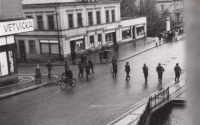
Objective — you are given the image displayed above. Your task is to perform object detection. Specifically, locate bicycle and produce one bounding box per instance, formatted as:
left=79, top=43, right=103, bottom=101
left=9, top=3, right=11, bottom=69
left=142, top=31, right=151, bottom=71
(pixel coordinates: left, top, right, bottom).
left=59, top=77, right=76, bottom=90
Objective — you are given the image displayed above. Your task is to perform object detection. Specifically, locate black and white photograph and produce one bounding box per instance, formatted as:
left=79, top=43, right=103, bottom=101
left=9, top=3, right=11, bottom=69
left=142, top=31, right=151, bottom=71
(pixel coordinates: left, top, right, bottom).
left=1, top=0, right=199, bottom=124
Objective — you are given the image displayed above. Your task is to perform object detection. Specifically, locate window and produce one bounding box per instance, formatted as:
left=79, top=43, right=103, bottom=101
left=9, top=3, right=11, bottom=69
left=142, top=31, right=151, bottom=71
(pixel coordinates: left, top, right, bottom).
left=136, top=26, right=144, bottom=36
left=29, top=41, right=36, bottom=54
left=68, top=14, right=73, bottom=28
left=0, top=52, right=9, bottom=76
left=106, top=33, right=113, bottom=42
left=48, top=15, right=54, bottom=30
left=106, top=10, right=109, bottom=23
left=77, top=13, right=83, bottom=27
left=122, top=30, right=131, bottom=40
left=97, top=34, right=102, bottom=46
left=37, top=16, right=43, bottom=30
left=90, top=36, right=94, bottom=47
left=96, top=11, right=101, bottom=24
left=88, top=12, right=93, bottom=25
left=111, top=10, right=115, bottom=22
left=40, top=40, right=59, bottom=54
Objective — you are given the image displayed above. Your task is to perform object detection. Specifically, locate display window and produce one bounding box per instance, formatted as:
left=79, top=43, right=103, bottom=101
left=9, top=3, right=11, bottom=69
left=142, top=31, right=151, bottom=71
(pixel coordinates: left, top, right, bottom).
left=106, top=33, right=113, bottom=43
left=136, top=26, right=144, bottom=36
left=74, top=39, right=85, bottom=51
left=0, top=52, right=9, bottom=76
left=122, top=30, right=131, bottom=40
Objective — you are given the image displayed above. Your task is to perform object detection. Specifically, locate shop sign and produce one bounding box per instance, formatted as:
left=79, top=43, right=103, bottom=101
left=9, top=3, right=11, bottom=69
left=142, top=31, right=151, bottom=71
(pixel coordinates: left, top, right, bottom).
left=70, top=36, right=84, bottom=41
left=0, top=19, right=34, bottom=36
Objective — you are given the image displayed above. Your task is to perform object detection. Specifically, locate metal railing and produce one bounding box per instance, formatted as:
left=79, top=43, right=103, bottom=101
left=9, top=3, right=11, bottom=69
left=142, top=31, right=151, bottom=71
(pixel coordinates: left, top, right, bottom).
left=137, top=87, right=170, bottom=125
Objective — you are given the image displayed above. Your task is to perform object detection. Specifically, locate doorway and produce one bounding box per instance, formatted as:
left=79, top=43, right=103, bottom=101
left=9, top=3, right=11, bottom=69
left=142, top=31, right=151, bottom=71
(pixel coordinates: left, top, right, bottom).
left=19, top=41, right=26, bottom=62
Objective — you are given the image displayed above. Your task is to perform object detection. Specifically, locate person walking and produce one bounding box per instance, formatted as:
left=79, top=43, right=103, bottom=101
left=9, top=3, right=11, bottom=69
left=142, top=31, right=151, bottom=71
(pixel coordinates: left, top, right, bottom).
left=64, top=60, right=68, bottom=70
left=115, top=43, right=119, bottom=52
left=143, top=63, right=148, bottom=82
left=71, top=51, right=76, bottom=64
left=88, top=58, right=94, bottom=73
left=125, top=62, right=130, bottom=80
left=35, top=64, right=41, bottom=83
left=174, top=63, right=181, bottom=83
left=113, top=62, right=118, bottom=77
left=111, top=56, right=117, bottom=66
left=78, top=61, right=84, bottom=77
left=156, top=63, right=165, bottom=83
left=46, top=60, right=52, bottom=78
left=83, top=54, right=87, bottom=64
left=99, top=50, right=103, bottom=63
left=85, top=63, right=90, bottom=79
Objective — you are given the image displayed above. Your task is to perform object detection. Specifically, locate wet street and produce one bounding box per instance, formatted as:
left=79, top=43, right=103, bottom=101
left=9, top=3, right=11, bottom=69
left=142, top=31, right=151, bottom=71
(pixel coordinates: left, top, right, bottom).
left=0, top=39, right=185, bottom=125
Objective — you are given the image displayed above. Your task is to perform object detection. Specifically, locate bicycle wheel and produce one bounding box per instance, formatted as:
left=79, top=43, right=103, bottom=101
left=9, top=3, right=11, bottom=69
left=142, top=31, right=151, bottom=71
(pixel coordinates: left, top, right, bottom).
left=60, top=81, right=67, bottom=90
left=110, top=66, right=113, bottom=73
left=70, top=79, right=76, bottom=88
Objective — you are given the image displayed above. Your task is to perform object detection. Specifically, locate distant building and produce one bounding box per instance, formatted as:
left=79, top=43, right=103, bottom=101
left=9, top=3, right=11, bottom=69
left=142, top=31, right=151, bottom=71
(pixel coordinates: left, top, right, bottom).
left=16, top=0, right=147, bottom=61
left=0, top=0, right=34, bottom=84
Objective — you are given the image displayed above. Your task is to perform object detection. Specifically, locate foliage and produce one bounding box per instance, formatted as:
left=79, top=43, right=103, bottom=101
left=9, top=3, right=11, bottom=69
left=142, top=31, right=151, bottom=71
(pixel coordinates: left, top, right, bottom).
left=120, top=0, right=140, bottom=17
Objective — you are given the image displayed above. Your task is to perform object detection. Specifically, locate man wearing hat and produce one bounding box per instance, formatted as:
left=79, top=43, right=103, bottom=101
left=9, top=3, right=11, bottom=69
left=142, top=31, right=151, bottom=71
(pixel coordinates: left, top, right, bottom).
left=156, top=63, right=165, bottom=83
left=174, top=63, right=181, bottom=82
left=143, top=63, right=148, bottom=82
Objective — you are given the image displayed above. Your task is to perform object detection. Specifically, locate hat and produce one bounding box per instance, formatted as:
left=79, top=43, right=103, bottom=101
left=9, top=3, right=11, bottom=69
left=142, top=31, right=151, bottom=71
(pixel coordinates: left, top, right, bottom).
left=176, top=63, right=179, bottom=65
left=158, top=63, right=161, bottom=65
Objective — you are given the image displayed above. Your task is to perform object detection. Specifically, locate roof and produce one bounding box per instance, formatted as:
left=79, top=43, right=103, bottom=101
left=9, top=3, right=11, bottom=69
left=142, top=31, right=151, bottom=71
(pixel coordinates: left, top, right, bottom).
left=22, top=0, right=121, bottom=5
left=22, top=0, right=81, bottom=5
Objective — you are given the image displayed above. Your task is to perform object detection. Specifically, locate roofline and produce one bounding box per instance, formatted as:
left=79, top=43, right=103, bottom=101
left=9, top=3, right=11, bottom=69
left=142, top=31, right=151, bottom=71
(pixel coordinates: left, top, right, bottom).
left=22, top=0, right=121, bottom=8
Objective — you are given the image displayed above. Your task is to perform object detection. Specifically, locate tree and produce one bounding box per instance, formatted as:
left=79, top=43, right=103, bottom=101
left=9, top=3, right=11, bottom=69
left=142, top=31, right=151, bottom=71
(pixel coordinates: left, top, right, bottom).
left=120, top=0, right=139, bottom=17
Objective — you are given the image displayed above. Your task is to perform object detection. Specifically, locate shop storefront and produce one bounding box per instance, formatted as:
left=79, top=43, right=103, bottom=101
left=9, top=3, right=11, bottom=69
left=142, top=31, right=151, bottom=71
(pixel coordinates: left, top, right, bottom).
left=122, top=27, right=131, bottom=40
left=0, top=18, right=34, bottom=84
left=136, top=25, right=145, bottom=36
left=105, top=30, right=116, bottom=45
left=70, top=36, right=85, bottom=54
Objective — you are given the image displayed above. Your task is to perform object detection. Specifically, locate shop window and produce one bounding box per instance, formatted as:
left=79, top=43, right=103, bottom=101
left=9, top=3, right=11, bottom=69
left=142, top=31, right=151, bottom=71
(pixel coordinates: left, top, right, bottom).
left=0, top=52, right=9, bottom=76
left=37, top=16, right=43, bottom=30
left=88, top=12, right=93, bottom=26
left=98, top=34, right=102, bottom=46
left=106, top=33, right=113, bottom=42
left=111, top=10, right=115, bottom=22
left=48, top=15, right=54, bottom=30
left=8, top=51, right=14, bottom=74
left=29, top=41, right=36, bottom=54
left=136, top=26, right=144, bottom=36
left=77, top=13, right=83, bottom=27
left=68, top=14, right=73, bottom=28
left=122, top=30, right=131, bottom=40
left=40, top=40, right=59, bottom=54
left=74, top=40, right=85, bottom=51
left=96, top=11, right=101, bottom=24
left=106, top=10, right=109, bottom=23
left=90, top=36, right=95, bottom=47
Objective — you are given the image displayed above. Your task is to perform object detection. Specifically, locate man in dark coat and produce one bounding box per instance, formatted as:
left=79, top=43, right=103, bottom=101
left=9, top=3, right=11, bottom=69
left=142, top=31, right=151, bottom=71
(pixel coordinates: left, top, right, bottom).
left=174, top=63, right=181, bottom=83
left=99, top=50, right=103, bottom=63
left=125, top=62, right=130, bottom=80
left=143, top=63, right=148, bottom=82
left=78, top=61, right=84, bottom=77
left=113, top=63, right=118, bottom=77
left=156, top=63, right=165, bottom=83
left=111, top=56, right=117, bottom=66
left=46, top=60, right=52, bottom=78
left=64, top=60, right=68, bottom=72
left=115, top=43, right=119, bottom=52
left=88, top=58, right=94, bottom=73
left=71, top=51, right=76, bottom=64
left=85, top=63, right=90, bottom=79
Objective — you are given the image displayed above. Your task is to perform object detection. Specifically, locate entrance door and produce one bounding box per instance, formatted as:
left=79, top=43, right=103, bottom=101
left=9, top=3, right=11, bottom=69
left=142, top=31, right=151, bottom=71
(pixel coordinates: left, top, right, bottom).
left=112, top=32, right=116, bottom=44
left=19, top=41, right=26, bottom=62
left=70, top=41, right=75, bottom=54
left=132, top=27, right=135, bottom=39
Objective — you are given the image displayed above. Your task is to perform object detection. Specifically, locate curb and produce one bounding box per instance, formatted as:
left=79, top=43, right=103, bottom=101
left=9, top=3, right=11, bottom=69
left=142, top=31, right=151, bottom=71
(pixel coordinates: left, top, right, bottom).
left=0, top=74, right=58, bottom=99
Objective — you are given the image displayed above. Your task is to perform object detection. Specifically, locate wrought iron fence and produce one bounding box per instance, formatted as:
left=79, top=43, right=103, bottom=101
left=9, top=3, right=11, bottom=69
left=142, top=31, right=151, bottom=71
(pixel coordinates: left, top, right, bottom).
left=137, top=87, right=170, bottom=125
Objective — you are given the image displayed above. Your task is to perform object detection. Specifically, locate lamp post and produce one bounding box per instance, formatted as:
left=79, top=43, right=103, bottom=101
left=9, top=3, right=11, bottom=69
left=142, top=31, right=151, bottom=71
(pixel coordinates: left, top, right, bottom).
left=52, top=7, right=62, bottom=60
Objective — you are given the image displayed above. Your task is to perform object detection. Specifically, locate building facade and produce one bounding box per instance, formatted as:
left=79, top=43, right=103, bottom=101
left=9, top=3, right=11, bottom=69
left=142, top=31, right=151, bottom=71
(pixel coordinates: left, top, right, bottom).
left=0, top=0, right=34, bottom=84
left=16, top=0, right=147, bottom=61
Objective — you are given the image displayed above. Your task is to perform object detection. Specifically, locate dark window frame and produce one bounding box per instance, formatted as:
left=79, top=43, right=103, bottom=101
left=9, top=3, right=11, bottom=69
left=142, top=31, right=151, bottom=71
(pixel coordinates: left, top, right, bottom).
left=97, top=34, right=102, bottom=45
left=96, top=11, right=101, bottom=24
left=77, top=13, right=83, bottom=27
left=111, top=10, right=115, bottom=22
left=88, top=12, right=93, bottom=26
left=89, top=35, right=95, bottom=47
left=48, top=15, right=55, bottom=30
left=37, top=15, right=43, bottom=30
left=106, top=10, right=109, bottom=23
left=29, top=41, right=36, bottom=54
left=68, top=14, right=73, bottom=28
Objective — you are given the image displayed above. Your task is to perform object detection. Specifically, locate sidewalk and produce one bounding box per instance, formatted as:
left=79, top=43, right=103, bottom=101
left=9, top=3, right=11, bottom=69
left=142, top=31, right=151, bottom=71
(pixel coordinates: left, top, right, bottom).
left=17, top=37, right=159, bottom=67
left=0, top=74, right=55, bottom=99
left=107, top=78, right=186, bottom=125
